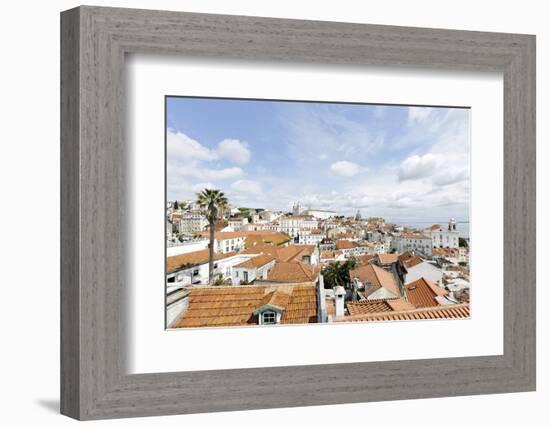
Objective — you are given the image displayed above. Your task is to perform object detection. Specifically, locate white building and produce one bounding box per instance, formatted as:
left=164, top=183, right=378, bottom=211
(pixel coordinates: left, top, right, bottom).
left=259, top=210, right=280, bottom=222
left=392, top=233, right=433, bottom=256
left=424, top=219, right=460, bottom=249
left=212, top=232, right=247, bottom=254
left=167, top=238, right=209, bottom=256
left=402, top=260, right=444, bottom=285
left=367, top=230, right=393, bottom=253
left=459, top=247, right=469, bottom=263
left=166, top=250, right=249, bottom=287
left=227, top=216, right=249, bottom=231
left=298, top=229, right=325, bottom=245
left=175, top=210, right=209, bottom=234
left=232, top=254, right=277, bottom=284
left=305, top=209, right=337, bottom=220
left=279, top=215, right=318, bottom=237
left=166, top=219, right=174, bottom=240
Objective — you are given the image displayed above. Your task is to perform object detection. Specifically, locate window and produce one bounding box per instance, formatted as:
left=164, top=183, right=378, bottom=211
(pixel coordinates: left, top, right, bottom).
left=244, top=271, right=249, bottom=282
left=262, top=311, right=276, bottom=325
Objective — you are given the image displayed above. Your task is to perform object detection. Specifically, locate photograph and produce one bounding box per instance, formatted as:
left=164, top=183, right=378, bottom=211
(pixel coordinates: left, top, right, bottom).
left=165, top=97, right=471, bottom=328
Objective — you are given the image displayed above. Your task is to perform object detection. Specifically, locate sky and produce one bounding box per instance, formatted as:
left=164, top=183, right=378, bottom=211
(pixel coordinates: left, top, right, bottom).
left=166, top=97, right=470, bottom=223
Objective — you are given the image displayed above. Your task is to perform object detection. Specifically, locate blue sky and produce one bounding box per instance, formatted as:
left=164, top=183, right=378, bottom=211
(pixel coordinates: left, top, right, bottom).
left=166, top=97, right=470, bottom=222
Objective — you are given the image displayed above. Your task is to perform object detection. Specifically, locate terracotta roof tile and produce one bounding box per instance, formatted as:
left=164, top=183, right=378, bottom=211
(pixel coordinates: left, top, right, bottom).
left=234, top=254, right=276, bottom=269
left=243, top=244, right=315, bottom=263
left=398, top=251, right=414, bottom=262
left=173, top=284, right=317, bottom=328
left=335, top=239, right=356, bottom=250
left=347, top=300, right=393, bottom=315
left=376, top=253, right=399, bottom=264
left=320, top=250, right=336, bottom=259
left=405, top=277, right=448, bottom=308
left=386, top=299, right=417, bottom=311
left=356, top=254, right=375, bottom=265
left=334, top=303, right=470, bottom=322
left=267, top=261, right=320, bottom=283
left=401, top=255, right=424, bottom=270
left=433, top=247, right=459, bottom=257
left=196, top=230, right=291, bottom=246
left=167, top=250, right=236, bottom=274
left=350, top=264, right=401, bottom=298
left=426, top=224, right=442, bottom=231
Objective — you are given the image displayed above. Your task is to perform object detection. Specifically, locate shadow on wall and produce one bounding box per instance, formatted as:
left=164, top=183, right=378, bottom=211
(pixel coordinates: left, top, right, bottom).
left=35, top=399, right=59, bottom=414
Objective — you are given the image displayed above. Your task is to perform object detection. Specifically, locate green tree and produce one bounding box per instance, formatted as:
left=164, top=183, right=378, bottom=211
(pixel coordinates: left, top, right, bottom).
left=196, top=189, right=228, bottom=285
left=173, top=200, right=179, bottom=210
left=459, top=237, right=469, bottom=247
left=212, top=275, right=229, bottom=286
left=322, top=257, right=357, bottom=290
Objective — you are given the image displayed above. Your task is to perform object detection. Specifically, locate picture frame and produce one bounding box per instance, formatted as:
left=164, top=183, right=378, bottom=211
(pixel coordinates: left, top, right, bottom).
left=60, top=5, right=536, bottom=420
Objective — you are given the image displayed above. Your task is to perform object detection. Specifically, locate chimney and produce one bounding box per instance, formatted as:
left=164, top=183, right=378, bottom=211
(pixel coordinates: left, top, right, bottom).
left=334, top=286, right=346, bottom=317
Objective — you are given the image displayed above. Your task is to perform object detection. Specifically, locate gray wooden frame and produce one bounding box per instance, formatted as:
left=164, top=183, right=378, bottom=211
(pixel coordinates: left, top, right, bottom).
left=60, top=5, right=536, bottom=421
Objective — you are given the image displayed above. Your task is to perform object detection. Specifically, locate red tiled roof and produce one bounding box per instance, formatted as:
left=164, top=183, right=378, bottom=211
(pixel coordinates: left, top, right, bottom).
left=196, top=230, right=291, bottom=246
left=347, top=300, right=393, bottom=315
left=350, top=264, right=400, bottom=298
left=234, top=254, right=276, bottom=269
left=432, top=247, right=459, bottom=257
left=356, top=254, right=375, bottom=265
left=335, top=233, right=354, bottom=239
left=398, top=251, right=414, bottom=262
left=173, top=284, right=317, bottom=328
left=405, top=277, right=448, bottom=308
left=167, top=250, right=236, bottom=274
left=376, top=253, right=399, bottom=264
left=426, top=224, right=442, bottom=231
left=267, top=261, right=321, bottom=283
left=387, top=299, right=417, bottom=311
left=401, top=255, right=423, bottom=270
left=334, top=303, right=470, bottom=322
left=243, top=244, right=315, bottom=263
left=320, top=250, right=336, bottom=259
left=346, top=298, right=417, bottom=316
left=336, top=239, right=355, bottom=250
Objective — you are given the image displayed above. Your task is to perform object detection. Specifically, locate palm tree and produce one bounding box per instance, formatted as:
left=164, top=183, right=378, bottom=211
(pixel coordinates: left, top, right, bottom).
left=196, top=188, right=228, bottom=285
left=322, top=263, right=345, bottom=289
left=321, top=257, right=357, bottom=290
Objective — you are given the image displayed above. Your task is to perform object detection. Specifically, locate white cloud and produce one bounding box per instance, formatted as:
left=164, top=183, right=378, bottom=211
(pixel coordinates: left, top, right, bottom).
left=216, top=139, right=251, bottom=165
left=168, top=130, right=251, bottom=165
left=407, top=107, right=433, bottom=125
left=178, top=165, right=244, bottom=182
left=319, top=153, right=328, bottom=160
left=167, top=130, right=250, bottom=201
left=398, top=153, right=439, bottom=181
left=432, top=168, right=469, bottom=186
left=191, top=182, right=215, bottom=192
left=330, top=160, right=365, bottom=177
left=167, top=130, right=216, bottom=162
left=231, top=179, right=262, bottom=195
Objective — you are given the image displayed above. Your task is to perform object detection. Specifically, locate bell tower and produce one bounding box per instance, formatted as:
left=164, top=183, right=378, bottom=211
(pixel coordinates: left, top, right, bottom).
left=448, top=218, right=457, bottom=231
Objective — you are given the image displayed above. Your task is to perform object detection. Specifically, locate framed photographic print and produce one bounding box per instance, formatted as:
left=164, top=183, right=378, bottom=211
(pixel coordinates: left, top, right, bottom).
left=61, top=6, right=536, bottom=420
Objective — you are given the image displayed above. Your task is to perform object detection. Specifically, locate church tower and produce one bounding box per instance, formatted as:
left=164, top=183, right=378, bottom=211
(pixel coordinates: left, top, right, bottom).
left=448, top=218, right=457, bottom=231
